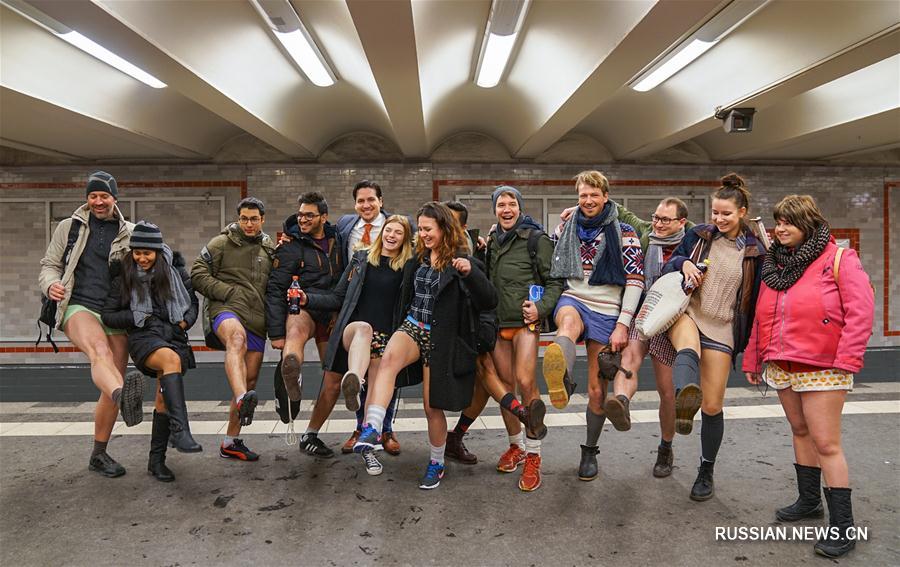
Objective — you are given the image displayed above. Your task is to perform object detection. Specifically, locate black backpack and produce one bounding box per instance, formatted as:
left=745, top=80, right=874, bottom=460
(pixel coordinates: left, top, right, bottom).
left=36, top=219, right=82, bottom=352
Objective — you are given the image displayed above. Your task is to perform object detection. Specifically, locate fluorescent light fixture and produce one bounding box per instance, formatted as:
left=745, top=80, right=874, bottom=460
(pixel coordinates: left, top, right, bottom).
left=1, top=0, right=166, bottom=88
left=630, top=0, right=771, bottom=92
left=249, top=0, right=336, bottom=87
left=475, top=0, right=531, bottom=88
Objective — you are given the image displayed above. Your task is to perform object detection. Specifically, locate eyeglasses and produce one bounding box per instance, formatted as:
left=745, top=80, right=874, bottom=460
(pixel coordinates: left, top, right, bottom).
left=651, top=215, right=681, bottom=225
left=297, top=212, right=322, bottom=221
left=239, top=216, right=262, bottom=224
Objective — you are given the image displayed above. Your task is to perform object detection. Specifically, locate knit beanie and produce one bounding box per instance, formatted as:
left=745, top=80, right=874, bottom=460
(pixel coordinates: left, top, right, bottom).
left=492, top=185, right=524, bottom=211
left=130, top=221, right=164, bottom=251
left=86, top=171, right=118, bottom=199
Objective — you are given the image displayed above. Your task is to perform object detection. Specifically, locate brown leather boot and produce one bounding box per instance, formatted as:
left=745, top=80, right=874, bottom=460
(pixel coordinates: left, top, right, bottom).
left=342, top=429, right=360, bottom=454
left=445, top=430, right=477, bottom=464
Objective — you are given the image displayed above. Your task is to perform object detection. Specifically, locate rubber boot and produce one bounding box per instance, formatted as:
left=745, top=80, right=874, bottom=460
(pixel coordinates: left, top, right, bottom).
left=148, top=410, right=175, bottom=482
left=578, top=444, right=599, bottom=481
left=814, top=487, right=856, bottom=558
left=159, top=373, right=202, bottom=453
left=776, top=464, right=824, bottom=522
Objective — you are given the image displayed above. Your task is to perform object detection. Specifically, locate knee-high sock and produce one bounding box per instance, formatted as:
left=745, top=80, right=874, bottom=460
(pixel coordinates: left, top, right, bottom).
left=555, top=336, right=577, bottom=378
left=700, top=411, right=724, bottom=463
left=672, top=348, right=700, bottom=392
left=586, top=408, right=607, bottom=446
left=383, top=389, right=399, bottom=433
left=355, top=384, right=368, bottom=429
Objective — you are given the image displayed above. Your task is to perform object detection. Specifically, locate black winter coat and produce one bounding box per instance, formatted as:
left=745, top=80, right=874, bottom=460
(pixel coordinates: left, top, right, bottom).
left=305, top=250, right=422, bottom=387
left=102, top=252, right=199, bottom=377
left=266, top=214, right=344, bottom=339
left=402, top=255, right=498, bottom=412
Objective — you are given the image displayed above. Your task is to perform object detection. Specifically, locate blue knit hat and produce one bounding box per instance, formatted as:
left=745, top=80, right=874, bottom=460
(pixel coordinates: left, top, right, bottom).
left=492, top=185, right=524, bottom=210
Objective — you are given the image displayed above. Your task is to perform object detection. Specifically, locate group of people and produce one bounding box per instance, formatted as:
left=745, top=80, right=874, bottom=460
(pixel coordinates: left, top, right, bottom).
left=39, top=169, right=874, bottom=558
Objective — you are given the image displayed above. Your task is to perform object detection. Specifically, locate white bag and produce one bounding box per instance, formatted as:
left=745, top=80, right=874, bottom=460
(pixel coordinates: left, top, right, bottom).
left=635, top=272, right=690, bottom=338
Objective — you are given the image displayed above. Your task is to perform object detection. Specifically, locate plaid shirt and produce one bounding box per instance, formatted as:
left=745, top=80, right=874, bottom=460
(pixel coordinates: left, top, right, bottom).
left=409, top=260, right=440, bottom=325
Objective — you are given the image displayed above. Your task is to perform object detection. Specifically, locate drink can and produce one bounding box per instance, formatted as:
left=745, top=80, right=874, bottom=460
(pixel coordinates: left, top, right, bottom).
left=528, top=284, right=544, bottom=302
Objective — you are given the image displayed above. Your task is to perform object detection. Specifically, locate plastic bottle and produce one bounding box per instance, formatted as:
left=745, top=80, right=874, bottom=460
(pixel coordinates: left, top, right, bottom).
left=682, top=259, right=710, bottom=293
left=287, top=276, right=302, bottom=315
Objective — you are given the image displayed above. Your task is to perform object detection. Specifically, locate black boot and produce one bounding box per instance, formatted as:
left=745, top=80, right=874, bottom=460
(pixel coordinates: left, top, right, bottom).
left=148, top=411, right=175, bottom=482
left=159, top=373, right=202, bottom=453
left=814, top=487, right=856, bottom=558
left=653, top=444, right=674, bottom=478
left=690, top=460, right=715, bottom=501
left=578, top=445, right=599, bottom=481
left=776, top=464, right=824, bottom=522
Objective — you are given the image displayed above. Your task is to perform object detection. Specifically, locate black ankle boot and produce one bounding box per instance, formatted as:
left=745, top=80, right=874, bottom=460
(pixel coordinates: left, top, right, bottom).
left=578, top=445, right=599, bottom=481
left=159, top=373, right=202, bottom=453
left=148, top=410, right=175, bottom=482
left=690, top=460, right=715, bottom=501
left=776, top=463, right=824, bottom=522
left=814, top=487, right=856, bottom=558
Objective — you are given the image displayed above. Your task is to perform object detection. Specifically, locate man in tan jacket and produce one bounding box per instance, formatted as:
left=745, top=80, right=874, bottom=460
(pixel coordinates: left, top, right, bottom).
left=38, top=171, right=143, bottom=478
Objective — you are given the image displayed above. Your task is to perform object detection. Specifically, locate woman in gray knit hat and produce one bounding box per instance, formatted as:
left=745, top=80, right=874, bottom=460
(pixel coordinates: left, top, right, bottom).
left=102, top=221, right=202, bottom=482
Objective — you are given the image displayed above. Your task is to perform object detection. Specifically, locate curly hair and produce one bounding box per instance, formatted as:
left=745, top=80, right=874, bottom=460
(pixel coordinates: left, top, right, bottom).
left=415, top=202, right=468, bottom=271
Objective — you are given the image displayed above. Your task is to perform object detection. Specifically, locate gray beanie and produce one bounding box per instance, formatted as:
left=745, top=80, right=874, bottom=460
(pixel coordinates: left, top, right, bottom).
left=86, top=171, right=118, bottom=199
left=130, top=221, right=164, bottom=251
left=491, top=185, right=524, bottom=210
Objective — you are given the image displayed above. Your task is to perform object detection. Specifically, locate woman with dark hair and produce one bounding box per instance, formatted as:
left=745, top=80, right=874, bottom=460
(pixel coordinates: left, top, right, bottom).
left=662, top=173, right=766, bottom=501
left=299, top=215, right=418, bottom=475
left=103, top=221, right=201, bottom=482
left=354, top=202, right=498, bottom=489
left=744, top=195, right=873, bottom=558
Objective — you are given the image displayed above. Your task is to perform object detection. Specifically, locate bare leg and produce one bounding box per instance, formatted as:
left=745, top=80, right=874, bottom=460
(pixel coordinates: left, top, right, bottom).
left=491, top=343, right=522, bottom=436
left=422, top=367, right=447, bottom=448
left=802, top=391, right=849, bottom=487
left=343, top=322, right=374, bottom=381
left=368, top=331, right=420, bottom=409
left=779, top=388, right=819, bottom=467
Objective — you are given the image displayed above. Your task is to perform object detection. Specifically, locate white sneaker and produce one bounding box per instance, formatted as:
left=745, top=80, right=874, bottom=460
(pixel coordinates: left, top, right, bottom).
left=362, top=449, right=383, bottom=476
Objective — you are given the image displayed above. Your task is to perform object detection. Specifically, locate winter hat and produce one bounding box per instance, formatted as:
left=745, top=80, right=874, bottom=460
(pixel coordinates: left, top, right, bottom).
left=492, top=185, right=524, bottom=211
left=86, top=171, right=118, bottom=199
left=130, top=221, right=164, bottom=251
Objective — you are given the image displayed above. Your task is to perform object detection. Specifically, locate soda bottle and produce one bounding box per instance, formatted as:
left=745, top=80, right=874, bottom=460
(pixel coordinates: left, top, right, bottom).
left=682, top=259, right=710, bottom=293
left=287, top=275, right=302, bottom=315
left=527, top=284, right=544, bottom=332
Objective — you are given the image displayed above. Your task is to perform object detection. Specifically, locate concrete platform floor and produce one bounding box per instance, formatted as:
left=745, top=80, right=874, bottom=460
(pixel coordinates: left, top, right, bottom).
left=1, top=385, right=899, bottom=566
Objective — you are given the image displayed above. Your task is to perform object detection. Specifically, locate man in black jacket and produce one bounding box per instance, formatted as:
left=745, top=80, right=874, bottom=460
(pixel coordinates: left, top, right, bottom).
left=266, top=192, right=344, bottom=457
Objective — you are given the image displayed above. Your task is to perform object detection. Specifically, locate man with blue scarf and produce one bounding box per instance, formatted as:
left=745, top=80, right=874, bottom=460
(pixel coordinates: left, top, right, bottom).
left=543, top=170, right=645, bottom=481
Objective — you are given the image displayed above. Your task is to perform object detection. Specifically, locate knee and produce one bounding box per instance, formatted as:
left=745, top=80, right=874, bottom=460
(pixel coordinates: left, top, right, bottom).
left=812, top=435, right=842, bottom=458
left=658, top=388, right=675, bottom=405
left=245, top=376, right=258, bottom=391
left=587, top=383, right=605, bottom=404
left=325, top=374, right=341, bottom=395
left=556, top=315, right=579, bottom=335
left=226, top=333, right=247, bottom=352
left=701, top=402, right=723, bottom=415
left=788, top=419, right=810, bottom=438
left=87, top=339, right=113, bottom=362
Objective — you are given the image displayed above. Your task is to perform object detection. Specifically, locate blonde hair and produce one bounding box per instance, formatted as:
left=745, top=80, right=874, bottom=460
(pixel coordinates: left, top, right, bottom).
left=574, top=170, right=610, bottom=195
left=772, top=194, right=828, bottom=239
left=367, top=215, right=414, bottom=271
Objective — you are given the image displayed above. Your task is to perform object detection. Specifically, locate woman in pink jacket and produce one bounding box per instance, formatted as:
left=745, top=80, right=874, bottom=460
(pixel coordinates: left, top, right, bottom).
left=744, top=195, right=873, bottom=559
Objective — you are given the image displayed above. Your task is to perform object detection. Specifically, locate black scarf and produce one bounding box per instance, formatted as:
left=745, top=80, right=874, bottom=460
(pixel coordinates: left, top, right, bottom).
left=583, top=203, right=626, bottom=286
left=761, top=223, right=830, bottom=291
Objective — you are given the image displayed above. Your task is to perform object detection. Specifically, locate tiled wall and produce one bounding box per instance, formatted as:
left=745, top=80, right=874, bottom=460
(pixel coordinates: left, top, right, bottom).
left=1, top=162, right=896, bottom=363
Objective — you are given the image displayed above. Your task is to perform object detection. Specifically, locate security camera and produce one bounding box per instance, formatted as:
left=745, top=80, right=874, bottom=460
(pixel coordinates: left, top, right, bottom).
left=715, top=107, right=756, bottom=133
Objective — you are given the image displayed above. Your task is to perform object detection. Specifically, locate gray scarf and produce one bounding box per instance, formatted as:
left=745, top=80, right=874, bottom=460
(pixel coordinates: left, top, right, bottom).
left=131, top=245, right=192, bottom=328
left=645, top=228, right=686, bottom=289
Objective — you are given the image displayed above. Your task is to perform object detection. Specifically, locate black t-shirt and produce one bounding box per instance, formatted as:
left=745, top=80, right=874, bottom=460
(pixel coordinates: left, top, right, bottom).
left=70, top=214, right=117, bottom=311
left=351, top=255, right=403, bottom=334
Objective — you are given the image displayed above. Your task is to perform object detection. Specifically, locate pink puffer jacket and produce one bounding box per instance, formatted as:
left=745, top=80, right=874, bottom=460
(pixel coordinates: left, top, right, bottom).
left=743, top=240, right=874, bottom=374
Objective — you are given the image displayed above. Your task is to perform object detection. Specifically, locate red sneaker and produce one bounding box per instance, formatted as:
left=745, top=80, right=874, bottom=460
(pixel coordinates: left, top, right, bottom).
left=496, top=444, right=526, bottom=473
left=518, top=453, right=542, bottom=492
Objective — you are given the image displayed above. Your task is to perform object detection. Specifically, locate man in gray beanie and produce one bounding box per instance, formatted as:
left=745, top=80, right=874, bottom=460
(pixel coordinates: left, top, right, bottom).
left=39, top=171, right=142, bottom=478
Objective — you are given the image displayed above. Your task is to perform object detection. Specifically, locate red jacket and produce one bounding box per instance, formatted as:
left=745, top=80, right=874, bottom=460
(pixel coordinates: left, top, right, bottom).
left=743, top=240, right=874, bottom=374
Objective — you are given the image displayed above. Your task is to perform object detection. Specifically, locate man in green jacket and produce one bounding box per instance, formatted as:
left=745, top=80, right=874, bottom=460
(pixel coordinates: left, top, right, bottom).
left=192, top=197, right=275, bottom=462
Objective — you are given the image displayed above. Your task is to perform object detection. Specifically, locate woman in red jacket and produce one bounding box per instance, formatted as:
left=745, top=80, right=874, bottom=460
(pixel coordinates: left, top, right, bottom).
left=744, top=195, right=874, bottom=559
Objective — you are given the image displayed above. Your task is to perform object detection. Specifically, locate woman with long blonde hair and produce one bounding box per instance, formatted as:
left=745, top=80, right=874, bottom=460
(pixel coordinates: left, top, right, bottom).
left=355, top=202, right=498, bottom=489
left=301, top=215, right=416, bottom=475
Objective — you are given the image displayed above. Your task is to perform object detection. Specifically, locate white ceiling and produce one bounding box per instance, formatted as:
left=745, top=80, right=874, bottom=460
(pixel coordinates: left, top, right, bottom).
left=1, top=0, right=898, bottom=165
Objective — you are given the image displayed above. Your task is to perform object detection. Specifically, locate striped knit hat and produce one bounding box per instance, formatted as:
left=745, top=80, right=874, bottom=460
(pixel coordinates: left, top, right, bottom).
left=130, top=221, right=164, bottom=250
left=86, top=171, right=118, bottom=199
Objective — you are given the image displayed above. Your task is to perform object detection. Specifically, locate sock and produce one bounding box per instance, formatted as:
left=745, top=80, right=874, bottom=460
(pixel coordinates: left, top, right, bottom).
left=660, top=438, right=673, bottom=450
left=234, top=391, right=247, bottom=404
left=355, top=384, right=368, bottom=429
left=223, top=435, right=235, bottom=448
left=455, top=413, right=476, bottom=434
left=365, top=404, right=387, bottom=433
left=586, top=408, right=606, bottom=446
left=555, top=336, right=577, bottom=377
left=111, top=388, right=122, bottom=405
left=524, top=435, right=541, bottom=456
left=304, top=427, right=319, bottom=437
left=430, top=443, right=446, bottom=465
left=509, top=431, right=525, bottom=450
left=673, top=349, right=700, bottom=392
left=700, top=411, right=724, bottom=463
left=92, top=439, right=108, bottom=457
left=500, top=393, right=523, bottom=413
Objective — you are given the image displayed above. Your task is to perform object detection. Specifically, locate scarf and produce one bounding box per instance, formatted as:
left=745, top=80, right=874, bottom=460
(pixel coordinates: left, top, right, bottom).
left=550, top=201, right=625, bottom=286
left=645, top=227, right=686, bottom=289
left=131, top=245, right=193, bottom=328
left=495, top=214, right=543, bottom=247
left=761, top=223, right=831, bottom=291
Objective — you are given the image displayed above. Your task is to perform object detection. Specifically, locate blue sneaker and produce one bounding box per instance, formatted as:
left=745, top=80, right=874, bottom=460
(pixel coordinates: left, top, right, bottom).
left=419, top=460, right=445, bottom=490
left=353, top=424, right=380, bottom=454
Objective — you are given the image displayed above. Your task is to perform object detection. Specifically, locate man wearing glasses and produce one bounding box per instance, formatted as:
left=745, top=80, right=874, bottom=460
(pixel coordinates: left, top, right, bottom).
left=266, top=192, right=345, bottom=457
left=192, top=197, right=276, bottom=461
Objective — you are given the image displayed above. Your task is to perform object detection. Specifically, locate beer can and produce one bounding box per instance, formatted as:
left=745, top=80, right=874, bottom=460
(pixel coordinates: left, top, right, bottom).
left=528, top=284, right=544, bottom=302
